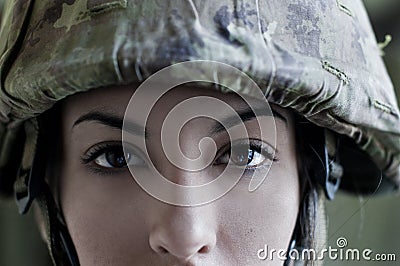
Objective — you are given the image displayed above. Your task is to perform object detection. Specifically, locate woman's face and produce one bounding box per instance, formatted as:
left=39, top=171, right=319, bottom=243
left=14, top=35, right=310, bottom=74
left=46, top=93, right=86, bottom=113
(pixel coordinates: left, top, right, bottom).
left=57, top=85, right=300, bottom=266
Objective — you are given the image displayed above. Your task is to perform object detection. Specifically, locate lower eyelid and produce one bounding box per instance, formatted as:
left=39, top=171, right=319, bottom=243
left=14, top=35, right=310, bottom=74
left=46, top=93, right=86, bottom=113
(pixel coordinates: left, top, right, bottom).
left=85, top=163, right=130, bottom=176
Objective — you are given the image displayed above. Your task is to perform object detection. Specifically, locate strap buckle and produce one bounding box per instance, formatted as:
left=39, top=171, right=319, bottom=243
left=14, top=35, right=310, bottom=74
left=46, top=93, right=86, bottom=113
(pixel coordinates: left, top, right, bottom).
left=298, top=120, right=343, bottom=200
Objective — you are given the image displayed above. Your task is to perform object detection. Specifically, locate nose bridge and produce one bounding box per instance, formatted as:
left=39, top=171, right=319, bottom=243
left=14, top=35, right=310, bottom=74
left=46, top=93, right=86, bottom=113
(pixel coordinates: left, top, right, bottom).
left=159, top=114, right=217, bottom=175
left=162, top=165, right=212, bottom=189
left=149, top=203, right=217, bottom=261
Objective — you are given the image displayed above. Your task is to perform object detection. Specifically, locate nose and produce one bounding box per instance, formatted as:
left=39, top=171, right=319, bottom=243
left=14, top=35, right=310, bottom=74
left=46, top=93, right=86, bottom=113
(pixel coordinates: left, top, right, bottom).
left=149, top=205, right=217, bottom=263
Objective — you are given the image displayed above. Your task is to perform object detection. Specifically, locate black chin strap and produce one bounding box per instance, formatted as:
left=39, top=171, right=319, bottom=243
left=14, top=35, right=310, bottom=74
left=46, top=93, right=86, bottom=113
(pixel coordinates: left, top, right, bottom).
left=296, top=119, right=343, bottom=200
left=32, top=184, right=80, bottom=266
left=283, top=216, right=301, bottom=266
left=14, top=119, right=80, bottom=266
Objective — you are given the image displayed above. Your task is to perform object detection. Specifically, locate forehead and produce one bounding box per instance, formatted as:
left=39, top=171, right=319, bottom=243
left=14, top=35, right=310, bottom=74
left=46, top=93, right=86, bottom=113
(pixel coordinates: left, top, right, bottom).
left=61, top=84, right=294, bottom=134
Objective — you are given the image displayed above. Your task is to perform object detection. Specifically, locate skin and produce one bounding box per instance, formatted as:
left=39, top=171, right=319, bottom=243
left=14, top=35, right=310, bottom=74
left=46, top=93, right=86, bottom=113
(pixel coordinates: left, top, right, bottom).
left=55, top=85, right=300, bottom=266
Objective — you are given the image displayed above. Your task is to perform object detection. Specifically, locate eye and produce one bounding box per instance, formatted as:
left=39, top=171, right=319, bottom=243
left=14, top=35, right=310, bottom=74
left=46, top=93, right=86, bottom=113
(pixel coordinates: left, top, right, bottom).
left=214, top=140, right=277, bottom=168
left=82, top=142, right=145, bottom=169
left=94, top=147, right=130, bottom=168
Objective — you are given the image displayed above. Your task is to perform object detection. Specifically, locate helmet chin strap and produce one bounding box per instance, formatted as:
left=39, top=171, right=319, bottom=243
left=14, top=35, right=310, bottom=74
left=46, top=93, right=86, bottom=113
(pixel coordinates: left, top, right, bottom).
left=283, top=187, right=328, bottom=266
left=296, top=118, right=343, bottom=200
left=283, top=215, right=301, bottom=266
left=14, top=119, right=79, bottom=266
left=36, top=184, right=80, bottom=266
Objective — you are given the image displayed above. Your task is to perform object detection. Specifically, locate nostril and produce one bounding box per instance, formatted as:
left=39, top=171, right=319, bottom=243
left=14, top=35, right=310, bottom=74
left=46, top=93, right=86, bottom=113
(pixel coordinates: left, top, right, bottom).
left=157, top=245, right=209, bottom=255
left=157, top=246, right=169, bottom=254
left=198, top=245, right=211, bottom=254
left=149, top=223, right=217, bottom=259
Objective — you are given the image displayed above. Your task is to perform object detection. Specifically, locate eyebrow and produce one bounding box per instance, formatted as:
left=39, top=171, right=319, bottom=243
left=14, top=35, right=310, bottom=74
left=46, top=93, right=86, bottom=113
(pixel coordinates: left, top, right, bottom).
left=209, top=107, right=287, bottom=135
left=72, top=107, right=286, bottom=138
left=72, top=111, right=148, bottom=138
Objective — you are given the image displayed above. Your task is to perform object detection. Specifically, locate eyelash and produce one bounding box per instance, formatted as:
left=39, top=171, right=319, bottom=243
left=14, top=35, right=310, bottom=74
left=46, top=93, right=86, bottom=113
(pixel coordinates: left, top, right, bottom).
left=82, top=142, right=117, bottom=164
left=81, top=141, right=131, bottom=175
left=214, top=139, right=279, bottom=169
left=81, top=139, right=279, bottom=176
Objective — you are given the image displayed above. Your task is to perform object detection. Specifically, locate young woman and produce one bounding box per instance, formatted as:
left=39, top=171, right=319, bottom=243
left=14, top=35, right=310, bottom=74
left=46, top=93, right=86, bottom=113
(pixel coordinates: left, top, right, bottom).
left=0, top=0, right=399, bottom=265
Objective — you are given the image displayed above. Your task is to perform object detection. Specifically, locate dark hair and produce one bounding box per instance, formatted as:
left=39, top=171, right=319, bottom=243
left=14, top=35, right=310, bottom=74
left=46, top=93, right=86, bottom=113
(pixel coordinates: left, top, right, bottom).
left=292, top=114, right=327, bottom=264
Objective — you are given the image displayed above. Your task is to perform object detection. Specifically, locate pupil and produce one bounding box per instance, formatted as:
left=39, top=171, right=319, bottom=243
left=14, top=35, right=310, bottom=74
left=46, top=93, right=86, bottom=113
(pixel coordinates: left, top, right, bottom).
left=106, top=149, right=126, bottom=167
left=233, top=148, right=254, bottom=166
left=237, top=154, right=246, bottom=164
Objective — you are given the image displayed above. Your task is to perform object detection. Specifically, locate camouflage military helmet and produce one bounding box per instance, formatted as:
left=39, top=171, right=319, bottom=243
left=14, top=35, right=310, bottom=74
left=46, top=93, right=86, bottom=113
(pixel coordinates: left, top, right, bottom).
left=0, top=0, right=399, bottom=197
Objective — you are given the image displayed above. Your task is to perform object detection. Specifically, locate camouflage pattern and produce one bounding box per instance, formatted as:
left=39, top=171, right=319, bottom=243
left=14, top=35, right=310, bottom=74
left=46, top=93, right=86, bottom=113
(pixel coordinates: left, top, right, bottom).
left=0, top=0, right=399, bottom=192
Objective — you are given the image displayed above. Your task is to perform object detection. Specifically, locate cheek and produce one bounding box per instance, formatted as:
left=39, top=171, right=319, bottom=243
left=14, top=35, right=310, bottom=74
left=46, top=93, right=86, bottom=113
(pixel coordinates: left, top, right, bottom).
left=219, top=163, right=300, bottom=262
left=59, top=166, right=153, bottom=265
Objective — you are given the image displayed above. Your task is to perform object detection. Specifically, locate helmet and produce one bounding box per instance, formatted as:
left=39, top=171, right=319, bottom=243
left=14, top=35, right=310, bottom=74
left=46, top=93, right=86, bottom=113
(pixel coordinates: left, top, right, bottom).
left=0, top=0, right=399, bottom=265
